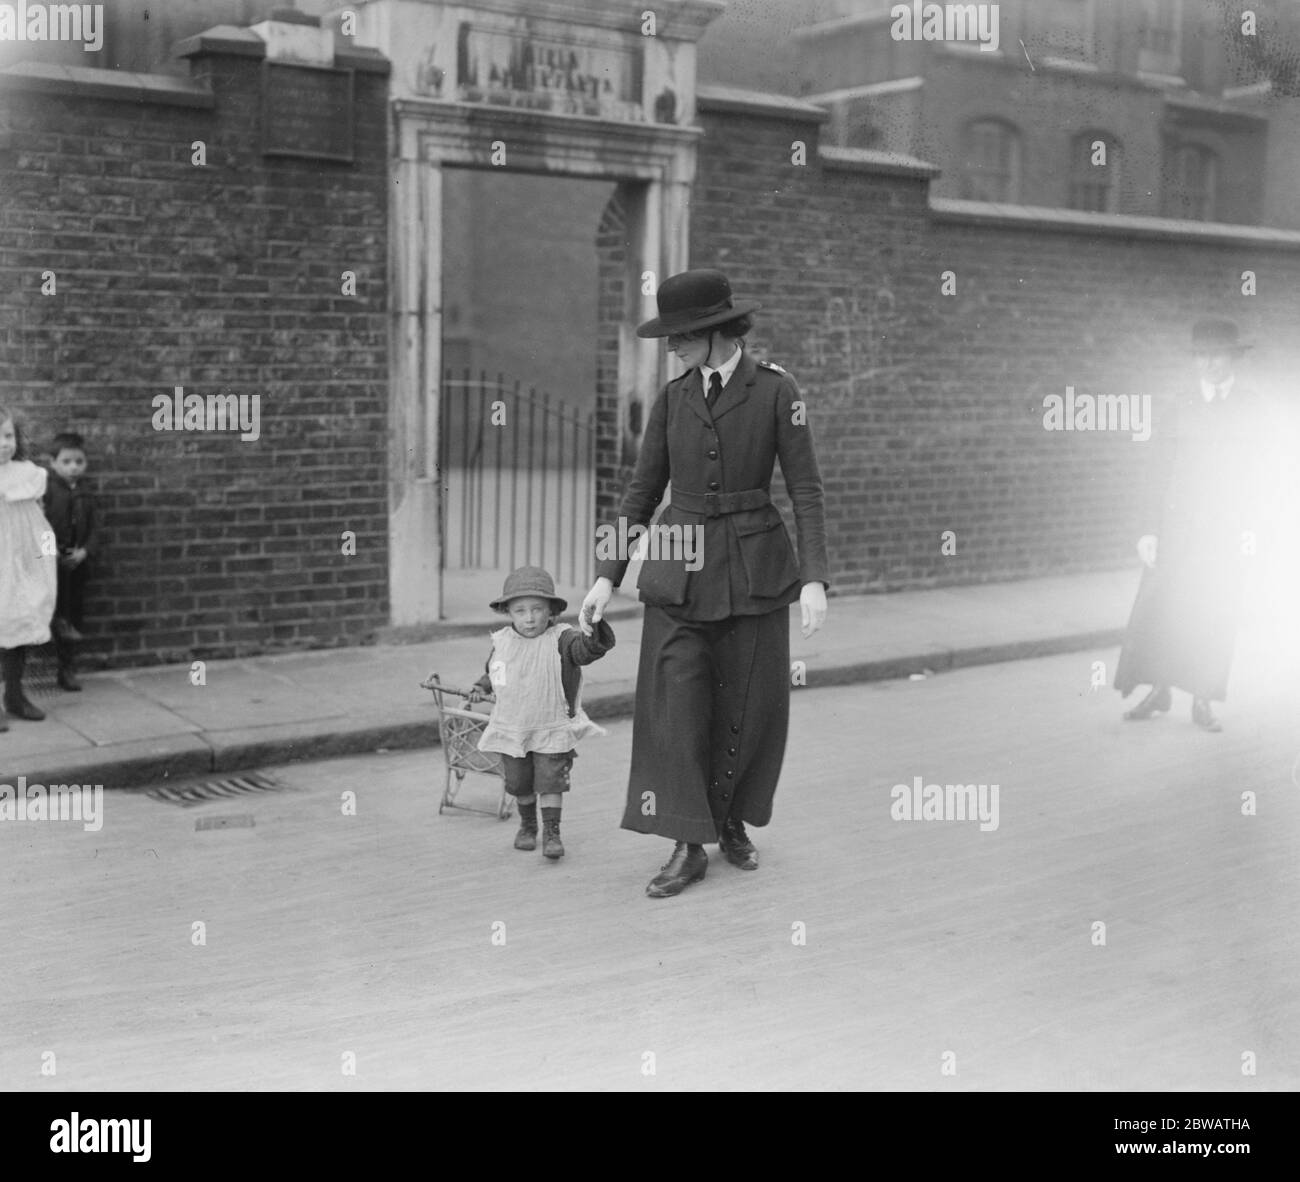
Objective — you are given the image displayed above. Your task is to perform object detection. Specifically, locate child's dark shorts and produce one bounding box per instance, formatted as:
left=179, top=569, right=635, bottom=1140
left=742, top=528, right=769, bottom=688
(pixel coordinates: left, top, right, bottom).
left=500, top=750, right=575, bottom=796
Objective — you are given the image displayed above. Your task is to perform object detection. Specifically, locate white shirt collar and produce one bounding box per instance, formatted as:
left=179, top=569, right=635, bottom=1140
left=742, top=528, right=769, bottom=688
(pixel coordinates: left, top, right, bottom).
left=701, top=342, right=743, bottom=392
left=1200, top=374, right=1235, bottom=402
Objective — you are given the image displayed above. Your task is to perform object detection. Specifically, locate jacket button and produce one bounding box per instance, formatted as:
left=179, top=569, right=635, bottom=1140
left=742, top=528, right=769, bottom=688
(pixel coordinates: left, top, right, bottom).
left=730, top=725, right=739, bottom=734
left=708, top=480, right=720, bottom=491
left=728, top=747, right=737, bottom=756
left=725, top=770, right=735, bottom=779
left=707, top=449, right=718, bottom=459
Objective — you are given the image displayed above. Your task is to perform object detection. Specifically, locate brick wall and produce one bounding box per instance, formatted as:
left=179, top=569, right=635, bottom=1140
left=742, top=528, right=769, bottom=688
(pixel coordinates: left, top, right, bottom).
left=4, top=39, right=1297, bottom=665
left=0, top=41, right=391, bottom=667
left=691, top=100, right=1300, bottom=594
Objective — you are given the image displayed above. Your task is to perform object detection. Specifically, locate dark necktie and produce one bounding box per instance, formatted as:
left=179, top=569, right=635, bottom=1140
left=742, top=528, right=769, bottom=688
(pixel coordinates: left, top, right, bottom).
left=708, top=372, right=722, bottom=403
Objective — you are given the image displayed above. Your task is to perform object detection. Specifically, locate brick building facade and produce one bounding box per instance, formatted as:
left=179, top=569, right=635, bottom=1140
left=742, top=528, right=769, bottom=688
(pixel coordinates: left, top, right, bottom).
left=691, top=90, right=1300, bottom=589
left=698, top=0, right=1299, bottom=229
left=0, top=30, right=392, bottom=664
left=1, top=4, right=1298, bottom=669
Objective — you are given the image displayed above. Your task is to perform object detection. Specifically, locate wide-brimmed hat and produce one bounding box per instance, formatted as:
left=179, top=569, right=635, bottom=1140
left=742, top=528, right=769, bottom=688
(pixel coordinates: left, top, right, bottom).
left=1191, top=318, right=1252, bottom=354
left=635, top=269, right=761, bottom=339
left=489, top=566, right=567, bottom=615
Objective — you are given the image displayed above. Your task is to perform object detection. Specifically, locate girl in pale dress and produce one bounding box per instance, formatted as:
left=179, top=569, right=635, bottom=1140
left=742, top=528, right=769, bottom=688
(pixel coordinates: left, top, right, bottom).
left=0, top=406, right=57, bottom=728
left=466, top=566, right=615, bottom=860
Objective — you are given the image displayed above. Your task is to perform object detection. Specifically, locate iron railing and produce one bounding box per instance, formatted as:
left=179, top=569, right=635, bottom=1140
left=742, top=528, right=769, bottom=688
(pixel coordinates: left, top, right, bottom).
left=439, top=370, right=596, bottom=588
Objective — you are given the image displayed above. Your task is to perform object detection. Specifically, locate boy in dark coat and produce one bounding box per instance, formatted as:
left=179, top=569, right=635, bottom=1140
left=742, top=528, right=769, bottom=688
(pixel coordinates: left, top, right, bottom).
left=43, top=431, right=98, bottom=691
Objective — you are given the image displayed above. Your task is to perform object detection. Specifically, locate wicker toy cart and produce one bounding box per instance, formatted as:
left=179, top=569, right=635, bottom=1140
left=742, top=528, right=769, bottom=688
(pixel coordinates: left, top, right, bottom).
left=419, top=673, right=513, bottom=820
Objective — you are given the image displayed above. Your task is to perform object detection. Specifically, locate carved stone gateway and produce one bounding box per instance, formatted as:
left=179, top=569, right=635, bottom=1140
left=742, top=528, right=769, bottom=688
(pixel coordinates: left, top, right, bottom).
left=328, top=0, right=723, bottom=625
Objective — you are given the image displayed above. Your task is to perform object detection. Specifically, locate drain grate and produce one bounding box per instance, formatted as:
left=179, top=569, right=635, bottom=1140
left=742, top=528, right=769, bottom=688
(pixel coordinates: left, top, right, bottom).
left=146, top=771, right=287, bottom=807
left=195, top=814, right=255, bottom=831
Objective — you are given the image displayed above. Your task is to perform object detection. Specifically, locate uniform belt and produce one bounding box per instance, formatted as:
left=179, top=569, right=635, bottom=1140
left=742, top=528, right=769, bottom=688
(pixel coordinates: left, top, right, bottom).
left=670, top=486, right=771, bottom=518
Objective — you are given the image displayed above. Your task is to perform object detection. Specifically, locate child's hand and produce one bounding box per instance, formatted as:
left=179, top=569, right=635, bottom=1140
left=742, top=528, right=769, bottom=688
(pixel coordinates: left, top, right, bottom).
left=69, top=547, right=87, bottom=568
left=466, top=686, right=487, bottom=705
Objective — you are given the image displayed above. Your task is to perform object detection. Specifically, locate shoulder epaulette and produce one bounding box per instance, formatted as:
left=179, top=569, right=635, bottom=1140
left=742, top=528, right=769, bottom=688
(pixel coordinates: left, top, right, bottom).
left=758, top=359, right=788, bottom=375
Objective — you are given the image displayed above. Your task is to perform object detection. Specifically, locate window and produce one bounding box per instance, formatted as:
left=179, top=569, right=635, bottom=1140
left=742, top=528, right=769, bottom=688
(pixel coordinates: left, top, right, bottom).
left=960, top=120, right=1022, bottom=202
left=1163, top=144, right=1218, bottom=221
left=1069, top=132, right=1121, bottom=212
left=1138, top=0, right=1182, bottom=76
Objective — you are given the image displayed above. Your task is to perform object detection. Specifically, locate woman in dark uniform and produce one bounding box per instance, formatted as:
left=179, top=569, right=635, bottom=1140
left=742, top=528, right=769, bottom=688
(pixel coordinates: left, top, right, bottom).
left=578, top=269, right=829, bottom=898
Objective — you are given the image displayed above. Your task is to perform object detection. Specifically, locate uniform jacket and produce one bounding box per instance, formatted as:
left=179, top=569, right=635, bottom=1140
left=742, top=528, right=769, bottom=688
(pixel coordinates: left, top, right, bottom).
left=473, top=617, right=615, bottom=718
left=43, top=471, right=98, bottom=556
left=595, top=350, right=829, bottom=619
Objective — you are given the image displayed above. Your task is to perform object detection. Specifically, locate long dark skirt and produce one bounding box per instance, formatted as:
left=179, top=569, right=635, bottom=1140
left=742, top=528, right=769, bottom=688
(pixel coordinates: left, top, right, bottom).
left=1114, top=556, right=1243, bottom=702
left=620, top=606, right=790, bottom=844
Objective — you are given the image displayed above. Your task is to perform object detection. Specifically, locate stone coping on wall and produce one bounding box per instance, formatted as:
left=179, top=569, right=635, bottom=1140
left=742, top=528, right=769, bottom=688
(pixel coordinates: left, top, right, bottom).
left=930, top=196, right=1300, bottom=249
left=174, top=23, right=390, bottom=74
left=820, top=144, right=941, bottom=179
left=696, top=83, right=828, bottom=123
left=0, top=60, right=214, bottom=107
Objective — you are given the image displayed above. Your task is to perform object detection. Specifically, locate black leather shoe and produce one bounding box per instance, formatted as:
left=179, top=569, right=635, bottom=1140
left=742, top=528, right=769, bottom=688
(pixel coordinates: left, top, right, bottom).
left=58, top=669, right=82, bottom=692
left=646, top=842, right=707, bottom=898
left=1123, top=685, right=1171, bottom=721
left=718, top=817, right=758, bottom=870
left=0, top=711, right=8, bottom=732
left=514, top=821, right=537, bottom=851
left=3, top=695, right=45, bottom=722
left=1192, top=698, right=1222, bottom=732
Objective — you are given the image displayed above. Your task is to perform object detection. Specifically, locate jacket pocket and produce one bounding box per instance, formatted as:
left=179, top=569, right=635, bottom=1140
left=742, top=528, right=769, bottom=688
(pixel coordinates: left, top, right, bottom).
left=634, top=513, right=691, bottom=607
left=734, top=513, right=800, bottom=599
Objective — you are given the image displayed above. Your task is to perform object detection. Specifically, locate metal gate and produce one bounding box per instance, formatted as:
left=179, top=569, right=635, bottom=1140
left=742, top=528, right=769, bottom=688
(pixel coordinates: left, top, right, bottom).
left=439, top=370, right=596, bottom=589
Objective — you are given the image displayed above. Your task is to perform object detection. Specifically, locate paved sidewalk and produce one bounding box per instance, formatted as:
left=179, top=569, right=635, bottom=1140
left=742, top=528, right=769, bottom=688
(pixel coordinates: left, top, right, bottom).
left=0, top=568, right=1139, bottom=789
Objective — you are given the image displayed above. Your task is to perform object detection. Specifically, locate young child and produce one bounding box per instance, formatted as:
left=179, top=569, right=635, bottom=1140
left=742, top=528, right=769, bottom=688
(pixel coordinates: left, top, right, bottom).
left=467, top=566, right=615, bottom=859
left=43, top=430, right=98, bottom=691
left=0, top=405, right=57, bottom=729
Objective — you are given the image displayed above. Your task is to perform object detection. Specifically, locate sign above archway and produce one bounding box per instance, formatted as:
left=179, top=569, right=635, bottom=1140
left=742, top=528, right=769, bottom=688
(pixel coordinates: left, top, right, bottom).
left=333, top=0, right=724, bottom=127
left=455, top=19, right=642, bottom=120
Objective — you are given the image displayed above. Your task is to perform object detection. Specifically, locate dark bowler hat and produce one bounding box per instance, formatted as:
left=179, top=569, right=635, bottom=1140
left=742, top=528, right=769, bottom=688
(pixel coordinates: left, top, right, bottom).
left=1191, top=318, right=1252, bottom=354
left=489, top=565, right=567, bottom=615
left=635, top=268, right=762, bottom=338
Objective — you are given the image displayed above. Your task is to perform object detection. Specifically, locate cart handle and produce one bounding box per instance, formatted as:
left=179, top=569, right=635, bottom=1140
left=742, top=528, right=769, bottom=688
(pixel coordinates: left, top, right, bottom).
left=419, top=675, right=495, bottom=700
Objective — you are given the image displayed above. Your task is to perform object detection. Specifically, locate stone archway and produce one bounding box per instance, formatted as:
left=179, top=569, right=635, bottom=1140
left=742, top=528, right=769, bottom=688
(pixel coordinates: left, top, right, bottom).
left=334, top=0, right=722, bottom=624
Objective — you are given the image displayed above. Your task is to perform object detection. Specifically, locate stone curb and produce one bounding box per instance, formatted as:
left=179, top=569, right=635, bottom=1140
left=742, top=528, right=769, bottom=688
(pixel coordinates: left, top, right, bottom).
left=1, top=628, right=1123, bottom=791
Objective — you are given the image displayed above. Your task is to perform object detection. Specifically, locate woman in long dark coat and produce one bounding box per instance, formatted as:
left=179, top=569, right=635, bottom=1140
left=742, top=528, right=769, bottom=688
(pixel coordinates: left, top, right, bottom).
left=579, top=269, right=829, bottom=898
left=1115, top=318, right=1266, bottom=731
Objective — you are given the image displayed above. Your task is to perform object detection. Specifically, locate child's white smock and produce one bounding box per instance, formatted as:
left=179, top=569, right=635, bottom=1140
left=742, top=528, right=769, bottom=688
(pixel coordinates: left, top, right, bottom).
left=477, top=623, right=605, bottom=757
left=0, top=460, right=57, bottom=648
